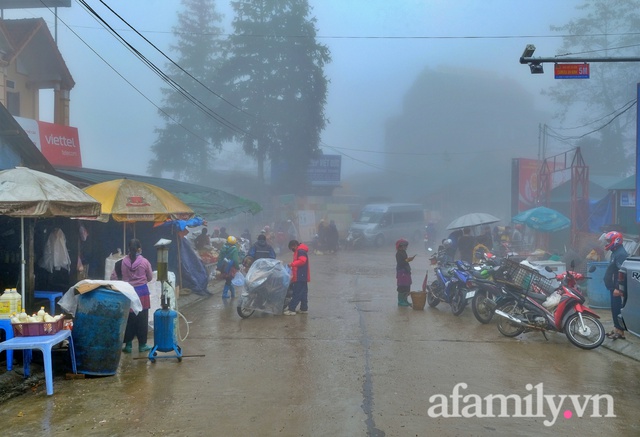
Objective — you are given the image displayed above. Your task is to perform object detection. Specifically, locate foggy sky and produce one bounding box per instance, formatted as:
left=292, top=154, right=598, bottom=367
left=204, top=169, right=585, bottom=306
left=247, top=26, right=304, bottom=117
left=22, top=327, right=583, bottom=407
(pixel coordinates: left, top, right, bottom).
left=4, top=1, right=584, bottom=178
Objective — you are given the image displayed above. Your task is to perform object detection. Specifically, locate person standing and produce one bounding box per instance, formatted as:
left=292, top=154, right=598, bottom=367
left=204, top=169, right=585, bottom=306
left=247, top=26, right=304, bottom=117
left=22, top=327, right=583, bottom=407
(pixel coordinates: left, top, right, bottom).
left=327, top=220, right=340, bottom=253
left=603, top=231, right=628, bottom=340
left=116, top=239, right=153, bottom=354
left=284, top=240, right=310, bottom=315
left=194, top=227, right=210, bottom=250
left=217, top=236, right=240, bottom=298
left=395, top=239, right=415, bottom=307
left=456, top=227, right=475, bottom=263
left=247, top=234, right=276, bottom=262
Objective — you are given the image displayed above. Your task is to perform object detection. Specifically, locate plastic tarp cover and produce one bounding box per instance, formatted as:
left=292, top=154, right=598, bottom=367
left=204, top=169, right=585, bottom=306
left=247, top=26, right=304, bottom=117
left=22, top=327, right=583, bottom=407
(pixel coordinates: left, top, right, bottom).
left=59, top=280, right=143, bottom=316
left=179, top=236, right=209, bottom=295
left=240, top=258, right=291, bottom=315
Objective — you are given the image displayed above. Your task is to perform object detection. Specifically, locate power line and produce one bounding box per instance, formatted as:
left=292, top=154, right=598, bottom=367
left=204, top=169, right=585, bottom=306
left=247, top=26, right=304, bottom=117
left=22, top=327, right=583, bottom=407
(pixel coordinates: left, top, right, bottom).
left=75, top=0, right=248, bottom=136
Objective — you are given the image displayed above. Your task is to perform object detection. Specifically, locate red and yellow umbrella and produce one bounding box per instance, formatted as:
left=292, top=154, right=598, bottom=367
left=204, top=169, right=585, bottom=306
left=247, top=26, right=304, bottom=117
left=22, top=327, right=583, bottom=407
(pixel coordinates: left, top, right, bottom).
left=83, top=178, right=194, bottom=223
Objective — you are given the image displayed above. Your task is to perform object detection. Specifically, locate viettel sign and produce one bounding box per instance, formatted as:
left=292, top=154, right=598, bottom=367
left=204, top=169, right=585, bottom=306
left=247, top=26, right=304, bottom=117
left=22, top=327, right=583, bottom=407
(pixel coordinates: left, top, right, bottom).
left=555, top=63, right=590, bottom=79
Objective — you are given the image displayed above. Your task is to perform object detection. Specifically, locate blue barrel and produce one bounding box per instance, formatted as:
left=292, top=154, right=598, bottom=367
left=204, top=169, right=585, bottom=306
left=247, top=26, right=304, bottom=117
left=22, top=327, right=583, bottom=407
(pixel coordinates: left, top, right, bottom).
left=72, top=288, right=131, bottom=375
left=586, top=262, right=611, bottom=309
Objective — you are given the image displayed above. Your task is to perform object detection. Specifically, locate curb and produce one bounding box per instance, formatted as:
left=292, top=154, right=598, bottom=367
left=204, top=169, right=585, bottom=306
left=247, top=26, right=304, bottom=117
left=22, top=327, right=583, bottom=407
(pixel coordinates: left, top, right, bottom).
left=600, top=319, right=640, bottom=362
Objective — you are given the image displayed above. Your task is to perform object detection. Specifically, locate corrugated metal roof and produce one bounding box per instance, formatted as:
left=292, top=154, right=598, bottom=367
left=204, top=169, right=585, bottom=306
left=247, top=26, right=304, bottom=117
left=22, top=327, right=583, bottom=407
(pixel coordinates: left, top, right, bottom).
left=607, top=174, right=635, bottom=191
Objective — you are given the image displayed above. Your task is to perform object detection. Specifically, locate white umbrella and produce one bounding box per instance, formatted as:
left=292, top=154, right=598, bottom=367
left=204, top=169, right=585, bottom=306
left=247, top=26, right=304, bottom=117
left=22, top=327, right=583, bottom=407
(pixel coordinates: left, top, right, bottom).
left=446, top=212, right=501, bottom=230
left=0, top=167, right=101, bottom=306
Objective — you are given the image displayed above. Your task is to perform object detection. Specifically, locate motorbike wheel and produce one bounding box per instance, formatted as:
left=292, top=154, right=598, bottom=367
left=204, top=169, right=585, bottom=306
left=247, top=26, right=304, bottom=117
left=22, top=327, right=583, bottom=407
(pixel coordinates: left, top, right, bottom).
left=427, top=280, right=443, bottom=307
left=471, top=289, right=495, bottom=324
left=496, top=301, right=526, bottom=337
left=564, top=313, right=605, bottom=350
left=237, top=306, right=255, bottom=319
left=449, top=285, right=467, bottom=316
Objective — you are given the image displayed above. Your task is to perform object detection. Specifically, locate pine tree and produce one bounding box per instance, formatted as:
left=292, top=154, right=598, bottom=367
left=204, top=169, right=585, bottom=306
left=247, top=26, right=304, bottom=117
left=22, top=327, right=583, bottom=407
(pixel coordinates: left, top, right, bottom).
left=148, top=0, right=226, bottom=181
left=221, top=0, right=331, bottom=193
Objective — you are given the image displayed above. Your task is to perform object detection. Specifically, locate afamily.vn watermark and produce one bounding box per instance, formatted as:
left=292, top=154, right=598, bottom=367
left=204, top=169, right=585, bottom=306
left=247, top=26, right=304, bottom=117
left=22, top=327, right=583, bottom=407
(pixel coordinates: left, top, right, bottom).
left=428, top=383, right=615, bottom=426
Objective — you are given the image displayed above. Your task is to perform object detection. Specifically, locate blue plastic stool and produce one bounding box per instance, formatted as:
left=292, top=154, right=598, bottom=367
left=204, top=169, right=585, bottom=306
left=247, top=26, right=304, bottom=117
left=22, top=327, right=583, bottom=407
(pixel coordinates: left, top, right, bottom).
left=0, top=319, right=14, bottom=370
left=34, top=291, right=64, bottom=315
left=0, top=329, right=76, bottom=395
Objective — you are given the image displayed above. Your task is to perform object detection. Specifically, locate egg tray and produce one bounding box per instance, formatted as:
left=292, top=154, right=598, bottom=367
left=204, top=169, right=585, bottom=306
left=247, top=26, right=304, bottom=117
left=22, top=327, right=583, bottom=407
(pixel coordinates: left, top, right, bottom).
left=12, top=318, right=64, bottom=337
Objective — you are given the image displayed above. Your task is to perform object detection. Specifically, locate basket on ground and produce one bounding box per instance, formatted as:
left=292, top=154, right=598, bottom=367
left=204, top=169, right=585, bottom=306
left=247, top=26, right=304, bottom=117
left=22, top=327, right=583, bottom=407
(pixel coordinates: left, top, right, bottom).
left=12, top=318, right=64, bottom=336
left=410, top=291, right=427, bottom=310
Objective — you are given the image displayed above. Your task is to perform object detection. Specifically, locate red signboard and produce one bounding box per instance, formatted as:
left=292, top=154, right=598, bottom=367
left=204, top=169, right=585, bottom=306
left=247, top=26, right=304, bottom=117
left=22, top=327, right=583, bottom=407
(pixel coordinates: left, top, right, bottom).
left=14, top=117, right=82, bottom=167
left=37, top=121, right=82, bottom=167
left=554, top=63, right=590, bottom=79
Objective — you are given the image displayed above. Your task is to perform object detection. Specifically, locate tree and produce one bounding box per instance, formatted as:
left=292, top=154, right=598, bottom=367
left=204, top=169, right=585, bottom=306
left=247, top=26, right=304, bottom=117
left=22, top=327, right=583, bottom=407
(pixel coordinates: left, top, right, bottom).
left=544, top=0, right=640, bottom=176
left=148, top=0, right=226, bottom=182
left=221, top=0, right=330, bottom=194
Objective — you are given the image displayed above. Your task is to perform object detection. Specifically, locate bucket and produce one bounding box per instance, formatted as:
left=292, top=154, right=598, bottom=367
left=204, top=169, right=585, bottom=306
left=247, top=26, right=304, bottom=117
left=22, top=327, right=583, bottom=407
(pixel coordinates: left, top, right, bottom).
left=72, top=288, right=131, bottom=376
left=410, top=291, right=427, bottom=310
left=586, top=262, right=611, bottom=309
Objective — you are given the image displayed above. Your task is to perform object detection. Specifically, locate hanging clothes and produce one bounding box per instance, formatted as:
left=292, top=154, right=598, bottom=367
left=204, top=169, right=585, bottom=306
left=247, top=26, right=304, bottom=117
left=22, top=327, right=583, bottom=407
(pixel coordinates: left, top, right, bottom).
left=38, top=228, right=71, bottom=273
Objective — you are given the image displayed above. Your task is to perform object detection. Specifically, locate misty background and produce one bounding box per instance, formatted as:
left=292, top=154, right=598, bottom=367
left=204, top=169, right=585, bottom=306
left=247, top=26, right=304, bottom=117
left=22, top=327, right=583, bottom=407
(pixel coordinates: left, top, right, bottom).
left=4, top=0, right=638, bottom=225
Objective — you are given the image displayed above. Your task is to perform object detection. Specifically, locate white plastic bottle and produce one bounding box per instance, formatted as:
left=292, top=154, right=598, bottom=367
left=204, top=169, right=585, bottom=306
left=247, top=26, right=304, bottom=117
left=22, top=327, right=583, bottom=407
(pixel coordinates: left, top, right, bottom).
left=0, top=289, right=11, bottom=319
left=9, top=288, right=21, bottom=315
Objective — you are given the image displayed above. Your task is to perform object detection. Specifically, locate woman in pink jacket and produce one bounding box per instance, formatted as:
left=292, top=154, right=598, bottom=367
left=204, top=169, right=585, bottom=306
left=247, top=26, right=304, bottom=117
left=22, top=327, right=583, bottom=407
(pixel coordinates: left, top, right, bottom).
left=113, top=239, right=153, bottom=353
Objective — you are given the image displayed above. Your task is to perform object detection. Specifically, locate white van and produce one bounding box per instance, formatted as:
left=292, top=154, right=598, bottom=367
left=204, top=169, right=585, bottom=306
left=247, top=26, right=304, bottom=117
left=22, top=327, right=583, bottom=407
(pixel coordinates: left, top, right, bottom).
left=348, top=203, right=425, bottom=247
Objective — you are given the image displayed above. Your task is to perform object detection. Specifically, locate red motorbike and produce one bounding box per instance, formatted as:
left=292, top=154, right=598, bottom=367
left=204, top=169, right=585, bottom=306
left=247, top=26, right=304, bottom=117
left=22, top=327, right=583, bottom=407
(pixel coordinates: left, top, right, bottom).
left=494, top=262, right=606, bottom=350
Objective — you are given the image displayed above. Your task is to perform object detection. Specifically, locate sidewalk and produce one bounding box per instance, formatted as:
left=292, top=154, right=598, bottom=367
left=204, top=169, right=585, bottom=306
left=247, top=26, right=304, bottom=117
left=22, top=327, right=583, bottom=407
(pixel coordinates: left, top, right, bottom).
left=600, top=317, right=640, bottom=361
left=0, top=279, right=222, bottom=403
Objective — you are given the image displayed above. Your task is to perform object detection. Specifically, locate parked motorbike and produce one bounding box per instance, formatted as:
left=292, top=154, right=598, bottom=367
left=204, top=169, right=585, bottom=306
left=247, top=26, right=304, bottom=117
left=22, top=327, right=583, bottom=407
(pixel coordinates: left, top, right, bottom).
left=494, top=262, right=605, bottom=350
left=345, top=230, right=365, bottom=250
left=237, top=258, right=291, bottom=319
left=427, top=250, right=470, bottom=316
left=466, top=253, right=508, bottom=324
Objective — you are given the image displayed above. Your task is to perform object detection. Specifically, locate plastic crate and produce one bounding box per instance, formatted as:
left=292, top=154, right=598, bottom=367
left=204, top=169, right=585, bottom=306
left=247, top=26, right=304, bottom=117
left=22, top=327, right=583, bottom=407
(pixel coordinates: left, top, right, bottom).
left=12, top=318, right=64, bottom=337
left=494, top=258, right=557, bottom=296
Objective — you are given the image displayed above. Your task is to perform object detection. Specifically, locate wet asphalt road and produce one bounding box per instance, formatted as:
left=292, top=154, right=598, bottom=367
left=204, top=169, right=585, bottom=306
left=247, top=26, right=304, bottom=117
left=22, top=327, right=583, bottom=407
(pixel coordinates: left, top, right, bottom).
left=2, top=248, right=640, bottom=436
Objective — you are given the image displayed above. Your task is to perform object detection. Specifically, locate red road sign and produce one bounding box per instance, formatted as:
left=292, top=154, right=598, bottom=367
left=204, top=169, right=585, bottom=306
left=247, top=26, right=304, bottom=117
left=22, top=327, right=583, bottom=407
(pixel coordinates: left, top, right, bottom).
left=555, top=63, right=590, bottom=79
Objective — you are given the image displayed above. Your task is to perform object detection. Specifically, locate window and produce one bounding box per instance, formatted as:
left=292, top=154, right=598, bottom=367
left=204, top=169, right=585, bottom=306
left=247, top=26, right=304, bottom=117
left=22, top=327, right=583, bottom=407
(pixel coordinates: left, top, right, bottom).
left=6, top=91, right=20, bottom=116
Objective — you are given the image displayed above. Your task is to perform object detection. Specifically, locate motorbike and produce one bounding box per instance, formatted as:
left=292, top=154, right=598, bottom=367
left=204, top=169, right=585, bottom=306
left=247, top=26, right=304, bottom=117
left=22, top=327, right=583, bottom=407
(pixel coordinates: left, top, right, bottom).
left=466, top=253, right=508, bottom=324
left=237, top=258, right=292, bottom=319
left=494, top=261, right=605, bottom=350
left=426, top=250, right=470, bottom=316
left=345, top=230, right=365, bottom=250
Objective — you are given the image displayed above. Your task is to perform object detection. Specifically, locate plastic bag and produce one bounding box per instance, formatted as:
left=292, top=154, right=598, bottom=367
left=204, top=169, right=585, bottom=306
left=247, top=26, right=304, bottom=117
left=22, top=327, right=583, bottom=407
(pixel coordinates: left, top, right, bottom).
left=232, top=271, right=246, bottom=286
left=543, top=291, right=561, bottom=309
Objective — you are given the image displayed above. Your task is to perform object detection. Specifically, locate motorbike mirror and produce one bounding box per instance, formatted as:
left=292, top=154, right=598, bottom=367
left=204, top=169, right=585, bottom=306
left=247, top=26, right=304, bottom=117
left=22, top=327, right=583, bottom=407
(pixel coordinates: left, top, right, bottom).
left=588, top=265, right=597, bottom=273
left=570, top=260, right=576, bottom=269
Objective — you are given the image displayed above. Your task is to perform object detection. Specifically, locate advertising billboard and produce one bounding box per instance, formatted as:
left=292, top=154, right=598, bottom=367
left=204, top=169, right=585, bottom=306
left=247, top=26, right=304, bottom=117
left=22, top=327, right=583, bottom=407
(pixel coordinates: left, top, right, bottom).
left=14, top=117, right=82, bottom=167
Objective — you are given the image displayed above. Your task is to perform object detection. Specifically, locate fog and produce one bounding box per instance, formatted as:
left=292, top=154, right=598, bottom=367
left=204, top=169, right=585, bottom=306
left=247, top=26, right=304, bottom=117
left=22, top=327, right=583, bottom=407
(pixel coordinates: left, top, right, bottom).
left=4, top=0, right=597, bottom=223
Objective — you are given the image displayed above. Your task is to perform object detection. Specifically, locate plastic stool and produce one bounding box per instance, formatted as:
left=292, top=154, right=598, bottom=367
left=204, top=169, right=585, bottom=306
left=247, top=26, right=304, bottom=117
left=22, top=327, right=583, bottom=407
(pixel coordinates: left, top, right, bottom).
left=0, top=319, right=14, bottom=370
left=0, top=330, right=76, bottom=395
left=34, top=291, right=64, bottom=315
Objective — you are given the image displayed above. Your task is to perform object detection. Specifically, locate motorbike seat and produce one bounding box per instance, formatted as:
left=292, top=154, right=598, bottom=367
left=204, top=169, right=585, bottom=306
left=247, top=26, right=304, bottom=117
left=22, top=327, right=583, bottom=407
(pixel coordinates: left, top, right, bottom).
left=527, top=291, right=549, bottom=303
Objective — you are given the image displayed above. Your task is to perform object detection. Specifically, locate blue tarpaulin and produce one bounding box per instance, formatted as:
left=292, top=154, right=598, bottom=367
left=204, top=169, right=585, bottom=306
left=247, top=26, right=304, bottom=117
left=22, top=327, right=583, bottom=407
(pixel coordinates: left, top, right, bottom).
left=588, top=192, right=613, bottom=233
left=512, top=206, right=570, bottom=232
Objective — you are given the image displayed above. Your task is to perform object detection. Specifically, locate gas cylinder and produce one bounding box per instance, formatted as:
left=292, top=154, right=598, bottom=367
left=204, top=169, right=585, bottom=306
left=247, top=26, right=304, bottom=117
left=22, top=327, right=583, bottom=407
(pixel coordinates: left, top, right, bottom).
left=153, top=307, right=178, bottom=352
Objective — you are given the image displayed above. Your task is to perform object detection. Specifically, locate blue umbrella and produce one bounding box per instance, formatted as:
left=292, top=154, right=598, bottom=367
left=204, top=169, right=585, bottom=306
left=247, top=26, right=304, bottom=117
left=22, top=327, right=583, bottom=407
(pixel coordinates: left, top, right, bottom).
left=512, top=206, right=570, bottom=232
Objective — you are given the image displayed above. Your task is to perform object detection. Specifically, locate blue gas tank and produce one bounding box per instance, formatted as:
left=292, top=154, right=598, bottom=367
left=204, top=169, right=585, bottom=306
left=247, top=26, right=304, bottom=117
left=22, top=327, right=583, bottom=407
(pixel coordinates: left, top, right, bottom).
left=153, top=307, right=178, bottom=352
